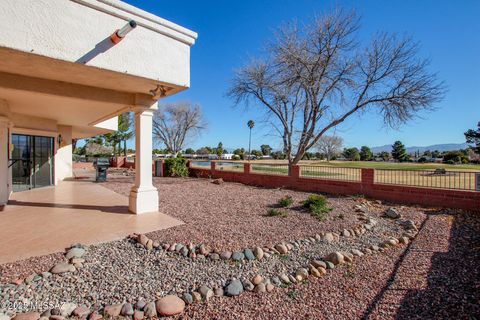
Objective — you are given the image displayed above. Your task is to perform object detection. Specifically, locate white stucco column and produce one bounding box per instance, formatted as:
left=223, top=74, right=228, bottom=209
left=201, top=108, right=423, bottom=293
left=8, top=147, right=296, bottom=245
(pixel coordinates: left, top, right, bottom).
left=129, top=107, right=158, bottom=214
left=0, top=117, right=11, bottom=205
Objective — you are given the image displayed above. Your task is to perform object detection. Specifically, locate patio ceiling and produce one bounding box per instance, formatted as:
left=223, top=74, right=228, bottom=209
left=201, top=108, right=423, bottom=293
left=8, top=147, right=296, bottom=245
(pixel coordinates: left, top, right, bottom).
left=0, top=48, right=184, bottom=139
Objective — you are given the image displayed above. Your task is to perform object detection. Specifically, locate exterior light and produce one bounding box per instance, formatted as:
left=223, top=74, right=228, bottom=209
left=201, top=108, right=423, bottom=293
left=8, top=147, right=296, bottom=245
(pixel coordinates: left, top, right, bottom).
left=110, top=20, right=137, bottom=44
left=58, top=134, right=63, bottom=147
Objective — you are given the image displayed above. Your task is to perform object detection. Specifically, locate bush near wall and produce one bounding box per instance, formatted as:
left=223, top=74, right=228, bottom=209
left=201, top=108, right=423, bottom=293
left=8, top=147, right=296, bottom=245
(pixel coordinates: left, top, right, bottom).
left=164, top=158, right=189, bottom=177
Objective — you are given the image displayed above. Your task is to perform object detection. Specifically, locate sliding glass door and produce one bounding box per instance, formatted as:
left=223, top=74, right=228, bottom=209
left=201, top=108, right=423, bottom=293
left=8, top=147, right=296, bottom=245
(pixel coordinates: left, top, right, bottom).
left=11, top=134, right=54, bottom=191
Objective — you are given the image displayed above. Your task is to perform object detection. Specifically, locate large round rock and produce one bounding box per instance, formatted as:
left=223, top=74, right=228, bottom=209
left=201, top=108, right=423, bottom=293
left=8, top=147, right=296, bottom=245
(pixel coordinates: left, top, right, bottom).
left=225, top=279, right=244, bottom=296
left=155, top=295, right=185, bottom=316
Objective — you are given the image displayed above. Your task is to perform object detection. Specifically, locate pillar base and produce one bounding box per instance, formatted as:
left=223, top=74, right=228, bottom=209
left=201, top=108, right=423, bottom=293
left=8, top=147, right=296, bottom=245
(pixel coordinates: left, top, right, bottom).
left=128, top=186, right=159, bottom=214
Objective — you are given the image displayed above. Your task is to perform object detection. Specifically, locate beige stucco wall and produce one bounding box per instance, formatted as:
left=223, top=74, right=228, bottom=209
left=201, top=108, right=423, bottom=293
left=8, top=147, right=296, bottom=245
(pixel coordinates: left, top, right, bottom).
left=0, top=0, right=197, bottom=88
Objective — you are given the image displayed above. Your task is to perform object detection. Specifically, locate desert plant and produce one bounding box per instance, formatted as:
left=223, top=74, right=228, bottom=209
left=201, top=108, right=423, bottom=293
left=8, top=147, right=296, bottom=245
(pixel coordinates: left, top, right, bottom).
left=302, top=194, right=332, bottom=221
left=267, top=208, right=288, bottom=217
left=164, top=158, right=189, bottom=177
left=278, top=195, right=294, bottom=208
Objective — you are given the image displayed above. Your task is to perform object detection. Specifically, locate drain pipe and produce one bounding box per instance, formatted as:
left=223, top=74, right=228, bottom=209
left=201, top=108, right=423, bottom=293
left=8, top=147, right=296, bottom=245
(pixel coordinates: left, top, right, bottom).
left=110, top=20, right=137, bottom=44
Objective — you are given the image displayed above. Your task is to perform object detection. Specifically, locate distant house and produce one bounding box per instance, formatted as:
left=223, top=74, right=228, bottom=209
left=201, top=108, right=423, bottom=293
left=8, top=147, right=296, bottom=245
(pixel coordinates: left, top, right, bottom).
left=221, top=154, right=234, bottom=160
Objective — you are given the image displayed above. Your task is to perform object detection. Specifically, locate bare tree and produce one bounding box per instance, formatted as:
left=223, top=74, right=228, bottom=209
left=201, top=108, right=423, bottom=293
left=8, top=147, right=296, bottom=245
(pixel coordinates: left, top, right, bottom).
left=153, top=102, right=206, bottom=155
left=228, top=9, right=445, bottom=173
left=316, top=135, right=343, bottom=161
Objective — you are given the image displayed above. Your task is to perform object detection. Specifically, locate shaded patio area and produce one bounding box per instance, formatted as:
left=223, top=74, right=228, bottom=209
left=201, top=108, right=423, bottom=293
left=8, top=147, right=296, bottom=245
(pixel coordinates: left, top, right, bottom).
left=0, top=178, right=182, bottom=264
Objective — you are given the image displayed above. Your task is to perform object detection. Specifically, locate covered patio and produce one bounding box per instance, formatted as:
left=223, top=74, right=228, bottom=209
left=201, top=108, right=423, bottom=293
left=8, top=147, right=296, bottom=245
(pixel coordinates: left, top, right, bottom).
left=0, top=177, right=182, bottom=264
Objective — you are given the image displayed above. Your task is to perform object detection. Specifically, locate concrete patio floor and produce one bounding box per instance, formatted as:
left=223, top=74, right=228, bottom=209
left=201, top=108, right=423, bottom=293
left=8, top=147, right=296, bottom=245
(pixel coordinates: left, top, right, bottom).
left=0, top=179, right=182, bottom=264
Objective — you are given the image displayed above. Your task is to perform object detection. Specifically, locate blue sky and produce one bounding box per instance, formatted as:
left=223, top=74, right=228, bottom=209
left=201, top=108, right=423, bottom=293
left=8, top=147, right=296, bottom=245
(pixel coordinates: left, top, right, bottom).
left=123, top=0, right=479, bottom=151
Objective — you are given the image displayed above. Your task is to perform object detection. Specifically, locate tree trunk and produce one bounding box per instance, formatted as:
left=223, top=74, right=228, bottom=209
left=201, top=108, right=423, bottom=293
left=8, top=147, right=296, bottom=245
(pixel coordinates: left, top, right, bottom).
left=123, top=140, right=127, bottom=156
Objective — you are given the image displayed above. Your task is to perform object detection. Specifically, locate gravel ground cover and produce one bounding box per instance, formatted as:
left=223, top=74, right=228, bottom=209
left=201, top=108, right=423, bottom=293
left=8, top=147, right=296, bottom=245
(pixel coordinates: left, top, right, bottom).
left=182, top=210, right=480, bottom=319
left=1, top=176, right=478, bottom=319
left=102, top=175, right=421, bottom=251
left=0, top=211, right=403, bottom=314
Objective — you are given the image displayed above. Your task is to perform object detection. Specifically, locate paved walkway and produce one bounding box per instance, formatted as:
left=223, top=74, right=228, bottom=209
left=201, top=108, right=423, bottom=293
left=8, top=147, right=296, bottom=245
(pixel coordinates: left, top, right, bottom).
left=0, top=179, right=182, bottom=264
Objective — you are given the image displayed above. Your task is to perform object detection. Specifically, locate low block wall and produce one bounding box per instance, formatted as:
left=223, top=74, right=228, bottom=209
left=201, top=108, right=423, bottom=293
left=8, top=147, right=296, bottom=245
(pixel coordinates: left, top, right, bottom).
left=188, top=163, right=480, bottom=212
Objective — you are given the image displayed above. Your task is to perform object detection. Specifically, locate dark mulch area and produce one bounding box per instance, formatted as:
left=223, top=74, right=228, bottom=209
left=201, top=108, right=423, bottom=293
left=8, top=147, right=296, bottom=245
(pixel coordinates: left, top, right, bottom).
left=102, top=175, right=418, bottom=252
left=180, top=210, right=479, bottom=319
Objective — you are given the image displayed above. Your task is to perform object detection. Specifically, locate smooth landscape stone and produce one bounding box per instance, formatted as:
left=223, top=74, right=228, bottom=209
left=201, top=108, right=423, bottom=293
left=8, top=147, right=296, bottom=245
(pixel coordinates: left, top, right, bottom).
left=343, top=252, right=354, bottom=263
left=135, top=299, right=147, bottom=310
left=220, top=251, right=232, bottom=260
left=325, top=252, right=344, bottom=265
left=199, top=285, right=214, bottom=301
left=65, top=248, right=86, bottom=260
left=399, top=236, right=410, bottom=244
left=144, top=302, right=157, bottom=318
left=13, top=313, right=40, bottom=320
left=325, top=261, right=335, bottom=270
left=266, top=283, right=275, bottom=292
left=192, top=291, right=202, bottom=302
left=146, top=239, right=153, bottom=251
left=295, top=268, right=309, bottom=281
left=252, top=275, right=263, bottom=285
left=253, top=247, right=264, bottom=260
left=50, top=263, right=75, bottom=274
left=270, top=276, right=281, bottom=286
left=104, top=304, right=123, bottom=317
left=121, top=303, right=134, bottom=316
left=317, top=266, right=327, bottom=275
left=242, top=279, right=254, bottom=291
left=175, top=244, right=184, bottom=252
left=274, top=244, right=288, bottom=254
left=323, top=233, right=334, bottom=243
left=138, top=234, right=149, bottom=246
left=253, top=283, right=266, bottom=293
left=231, top=251, right=245, bottom=261
left=133, top=310, right=144, bottom=320
left=310, top=266, right=322, bottom=277
left=155, top=295, right=185, bottom=316
left=60, top=303, right=77, bottom=317
left=88, top=311, right=102, bottom=320
left=351, top=249, right=364, bottom=257
left=385, top=207, right=401, bottom=219
left=342, top=229, right=351, bottom=237
left=225, top=279, right=243, bottom=296
left=182, top=293, right=193, bottom=304
left=209, top=253, right=220, bottom=260
left=214, top=287, right=224, bottom=297
left=279, top=274, right=290, bottom=284
left=244, top=249, right=255, bottom=260
left=311, top=260, right=327, bottom=269
left=72, top=306, right=90, bottom=318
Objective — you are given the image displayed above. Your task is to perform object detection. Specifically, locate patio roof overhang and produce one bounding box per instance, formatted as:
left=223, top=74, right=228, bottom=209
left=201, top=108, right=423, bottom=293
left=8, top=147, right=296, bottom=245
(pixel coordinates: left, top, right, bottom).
left=0, top=0, right=198, bottom=138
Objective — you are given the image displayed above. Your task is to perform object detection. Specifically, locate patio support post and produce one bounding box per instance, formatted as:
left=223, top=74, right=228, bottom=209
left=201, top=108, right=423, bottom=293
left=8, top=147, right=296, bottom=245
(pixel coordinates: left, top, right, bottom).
left=0, top=116, right=10, bottom=205
left=129, top=107, right=158, bottom=214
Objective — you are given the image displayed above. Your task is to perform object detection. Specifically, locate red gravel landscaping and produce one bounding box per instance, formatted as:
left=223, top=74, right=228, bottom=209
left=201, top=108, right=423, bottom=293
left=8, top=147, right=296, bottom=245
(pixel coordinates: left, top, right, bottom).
left=102, top=175, right=423, bottom=251
left=181, top=209, right=480, bottom=319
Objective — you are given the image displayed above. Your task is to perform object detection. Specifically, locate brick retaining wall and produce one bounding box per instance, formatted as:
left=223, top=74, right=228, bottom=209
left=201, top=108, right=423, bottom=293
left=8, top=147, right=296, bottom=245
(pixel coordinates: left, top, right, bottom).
left=188, top=162, right=480, bottom=212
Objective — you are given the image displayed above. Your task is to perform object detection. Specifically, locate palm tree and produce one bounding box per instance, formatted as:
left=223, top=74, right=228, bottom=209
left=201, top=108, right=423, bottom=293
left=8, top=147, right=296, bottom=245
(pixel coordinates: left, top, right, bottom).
left=247, top=120, right=254, bottom=161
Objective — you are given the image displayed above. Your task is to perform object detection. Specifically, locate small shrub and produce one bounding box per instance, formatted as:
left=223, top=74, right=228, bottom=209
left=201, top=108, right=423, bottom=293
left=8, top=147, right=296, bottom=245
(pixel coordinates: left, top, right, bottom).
left=164, top=158, right=189, bottom=177
left=267, top=208, right=288, bottom=217
left=278, top=195, right=294, bottom=207
left=302, top=194, right=332, bottom=221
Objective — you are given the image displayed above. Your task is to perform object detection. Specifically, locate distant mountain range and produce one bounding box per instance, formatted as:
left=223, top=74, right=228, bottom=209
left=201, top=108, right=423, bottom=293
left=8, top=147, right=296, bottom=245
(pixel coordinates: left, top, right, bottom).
left=371, top=143, right=469, bottom=154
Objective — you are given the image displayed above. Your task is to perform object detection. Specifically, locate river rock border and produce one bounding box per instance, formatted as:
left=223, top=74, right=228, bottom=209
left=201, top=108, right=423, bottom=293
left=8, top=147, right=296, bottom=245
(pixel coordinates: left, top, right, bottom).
left=7, top=205, right=418, bottom=320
